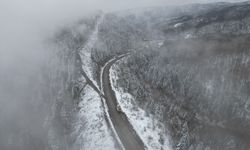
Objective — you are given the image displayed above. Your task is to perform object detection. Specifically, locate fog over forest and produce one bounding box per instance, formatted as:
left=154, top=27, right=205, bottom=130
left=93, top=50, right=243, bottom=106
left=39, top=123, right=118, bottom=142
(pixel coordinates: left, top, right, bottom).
left=0, top=0, right=248, bottom=150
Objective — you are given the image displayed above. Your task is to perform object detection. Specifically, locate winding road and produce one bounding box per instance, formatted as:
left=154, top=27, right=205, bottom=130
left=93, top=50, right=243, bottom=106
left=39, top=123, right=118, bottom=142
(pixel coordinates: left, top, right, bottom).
left=78, top=14, right=145, bottom=150
left=101, top=54, right=145, bottom=150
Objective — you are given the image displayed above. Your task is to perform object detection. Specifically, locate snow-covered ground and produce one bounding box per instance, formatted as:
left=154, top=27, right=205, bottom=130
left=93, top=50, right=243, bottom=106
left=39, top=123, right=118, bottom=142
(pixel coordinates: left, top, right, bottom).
left=79, top=14, right=104, bottom=89
left=76, top=12, right=171, bottom=150
left=110, top=58, right=172, bottom=150
left=72, top=85, right=116, bottom=150
left=73, top=14, right=120, bottom=150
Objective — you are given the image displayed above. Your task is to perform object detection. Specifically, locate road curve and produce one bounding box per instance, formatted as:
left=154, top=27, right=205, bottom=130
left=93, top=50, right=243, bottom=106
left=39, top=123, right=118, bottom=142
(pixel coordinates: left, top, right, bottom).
left=102, top=54, right=145, bottom=150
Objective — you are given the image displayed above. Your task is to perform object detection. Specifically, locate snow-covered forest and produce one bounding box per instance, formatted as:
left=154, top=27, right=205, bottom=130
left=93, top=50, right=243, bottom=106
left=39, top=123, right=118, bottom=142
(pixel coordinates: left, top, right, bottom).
left=106, top=3, right=250, bottom=149
left=1, top=1, right=250, bottom=150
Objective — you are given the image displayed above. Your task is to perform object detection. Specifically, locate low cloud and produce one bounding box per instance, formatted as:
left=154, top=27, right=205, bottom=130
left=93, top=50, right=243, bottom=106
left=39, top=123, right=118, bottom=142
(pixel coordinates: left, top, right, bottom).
left=0, top=0, right=246, bottom=149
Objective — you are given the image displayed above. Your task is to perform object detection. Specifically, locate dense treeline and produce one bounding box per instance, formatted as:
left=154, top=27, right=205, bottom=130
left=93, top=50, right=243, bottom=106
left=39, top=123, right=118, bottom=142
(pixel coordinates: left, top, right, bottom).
left=99, top=3, right=250, bottom=150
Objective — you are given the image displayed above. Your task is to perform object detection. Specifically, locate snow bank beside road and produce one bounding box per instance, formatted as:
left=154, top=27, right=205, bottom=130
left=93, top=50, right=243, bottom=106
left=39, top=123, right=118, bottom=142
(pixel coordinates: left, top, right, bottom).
left=110, top=59, right=172, bottom=150
left=72, top=85, right=116, bottom=150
